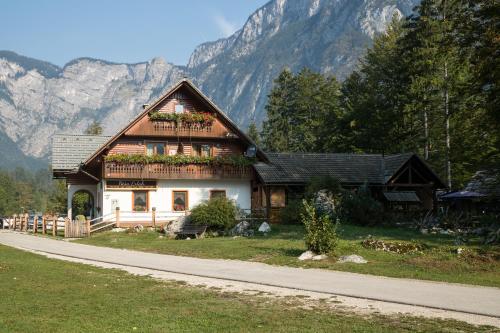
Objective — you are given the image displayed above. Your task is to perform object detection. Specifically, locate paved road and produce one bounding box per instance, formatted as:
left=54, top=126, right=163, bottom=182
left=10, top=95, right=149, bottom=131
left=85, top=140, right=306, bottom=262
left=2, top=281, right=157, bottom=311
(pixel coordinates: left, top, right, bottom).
left=1, top=231, right=499, bottom=318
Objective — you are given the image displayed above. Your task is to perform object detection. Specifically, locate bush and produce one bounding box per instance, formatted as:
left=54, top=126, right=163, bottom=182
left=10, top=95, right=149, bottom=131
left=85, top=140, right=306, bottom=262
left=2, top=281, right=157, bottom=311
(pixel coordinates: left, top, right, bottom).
left=301, top=200, right=339, bottom=254
left=279, top=199, right=303, bottom=224
left=189, top=197, right=237, bottom=230
left=338, top=185, right=383, bottom=226
left=305, top=176, right=341, bottom=198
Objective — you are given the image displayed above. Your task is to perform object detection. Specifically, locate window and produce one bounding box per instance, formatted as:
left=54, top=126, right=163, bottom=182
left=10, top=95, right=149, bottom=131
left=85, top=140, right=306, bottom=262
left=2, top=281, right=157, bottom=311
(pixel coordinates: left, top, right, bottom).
left=133, top=191, right=148, bottom=212
left=146, top=142, right=165, bottom=156
left=192, top=144, right=212, bottom=157
left=172, top=191, right=188, bottom=211
left=175, top=104, right=184, bottom=114
left=210, top=190, right=226, bottom=200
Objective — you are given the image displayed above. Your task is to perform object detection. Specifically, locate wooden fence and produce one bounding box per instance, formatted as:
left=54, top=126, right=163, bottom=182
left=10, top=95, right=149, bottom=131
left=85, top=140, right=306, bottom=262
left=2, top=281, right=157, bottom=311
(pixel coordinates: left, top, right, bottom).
left=7, top=214, right=90, bottom=238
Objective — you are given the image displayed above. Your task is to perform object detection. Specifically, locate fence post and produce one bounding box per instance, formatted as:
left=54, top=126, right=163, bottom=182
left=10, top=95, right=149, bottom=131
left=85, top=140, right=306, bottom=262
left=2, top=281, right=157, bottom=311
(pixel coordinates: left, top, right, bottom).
left=115, top=207, right=120, bottom=228
left=53, top=216, right=57, bottom=237
left=33, top=216, right=38, bottom=234
left=24, top=213, right=29, bottom=232
left=42, top=216, right=46, bottom=234
left=64, top=217, right=69, bottom=238
left=20, top=214, right=24, bottom=231
left=152, top=207, right=156, bottom=228
left=14, top=214, right=18, bottom=230
left=86, top=218, right=91, bottom=237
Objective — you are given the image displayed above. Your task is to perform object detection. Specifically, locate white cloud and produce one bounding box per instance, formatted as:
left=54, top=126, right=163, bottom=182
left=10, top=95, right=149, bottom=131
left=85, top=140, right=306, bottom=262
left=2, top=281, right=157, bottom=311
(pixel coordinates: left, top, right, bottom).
left=213, top=14, right=237, bottom=37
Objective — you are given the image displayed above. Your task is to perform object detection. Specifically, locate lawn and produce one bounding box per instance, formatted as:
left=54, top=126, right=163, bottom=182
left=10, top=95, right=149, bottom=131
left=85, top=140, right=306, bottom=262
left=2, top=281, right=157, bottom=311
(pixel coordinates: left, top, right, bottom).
left=0, top=244, right=497, bottom=333
left=77, top=224, right=500, bottom=288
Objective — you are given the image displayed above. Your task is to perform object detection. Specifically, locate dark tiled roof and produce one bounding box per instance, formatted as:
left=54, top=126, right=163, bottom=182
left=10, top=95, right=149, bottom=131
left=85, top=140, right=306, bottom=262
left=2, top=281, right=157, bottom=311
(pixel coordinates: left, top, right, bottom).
left=52, top=134, right=111, bottom=171
left=255, top=152, right=415, bottom=185
left=464, top=170, right=500, bottom=197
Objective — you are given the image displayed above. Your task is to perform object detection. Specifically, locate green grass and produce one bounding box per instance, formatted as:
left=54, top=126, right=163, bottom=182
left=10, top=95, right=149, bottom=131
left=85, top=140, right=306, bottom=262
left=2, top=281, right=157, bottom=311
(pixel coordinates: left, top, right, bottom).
left=77, top=224, right=500, bottom=287
left=0, top=245, right=497, bottom=333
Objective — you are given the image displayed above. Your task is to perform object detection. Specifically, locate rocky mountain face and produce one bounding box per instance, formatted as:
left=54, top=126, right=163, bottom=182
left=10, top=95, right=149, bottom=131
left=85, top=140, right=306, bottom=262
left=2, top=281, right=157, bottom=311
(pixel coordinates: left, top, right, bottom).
left=0, top=0, right=419, bottom=169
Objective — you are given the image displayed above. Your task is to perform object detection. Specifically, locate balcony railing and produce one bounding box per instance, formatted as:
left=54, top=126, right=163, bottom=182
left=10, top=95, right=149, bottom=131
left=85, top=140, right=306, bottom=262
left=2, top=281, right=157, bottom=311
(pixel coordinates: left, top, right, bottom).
left=104, top=162, right=253, bottom=180
left=148, top=121, right=230, bottom=137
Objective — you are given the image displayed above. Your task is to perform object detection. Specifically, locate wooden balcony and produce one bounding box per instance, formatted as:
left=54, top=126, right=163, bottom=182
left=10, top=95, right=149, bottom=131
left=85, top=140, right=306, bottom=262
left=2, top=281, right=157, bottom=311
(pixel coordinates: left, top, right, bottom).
left=104, top=162, right=253, bottom=180
left=125, top=120, right=236, bottom=138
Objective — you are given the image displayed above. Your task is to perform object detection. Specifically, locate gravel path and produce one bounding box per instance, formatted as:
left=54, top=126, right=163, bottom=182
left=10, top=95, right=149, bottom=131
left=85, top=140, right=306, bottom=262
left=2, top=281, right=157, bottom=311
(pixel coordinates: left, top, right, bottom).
left=1, top=231, right=499, bottom=327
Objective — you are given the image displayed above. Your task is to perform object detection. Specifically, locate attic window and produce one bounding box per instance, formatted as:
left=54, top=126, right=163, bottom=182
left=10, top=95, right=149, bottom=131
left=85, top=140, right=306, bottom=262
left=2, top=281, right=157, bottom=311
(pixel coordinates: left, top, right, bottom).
left=175, top=104, right=184, bottom=114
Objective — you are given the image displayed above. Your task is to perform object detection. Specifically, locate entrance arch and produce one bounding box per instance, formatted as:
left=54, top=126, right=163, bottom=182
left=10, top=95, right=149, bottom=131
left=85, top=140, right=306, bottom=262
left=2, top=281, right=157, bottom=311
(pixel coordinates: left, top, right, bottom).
left=71, top=190, right=94, bottom=220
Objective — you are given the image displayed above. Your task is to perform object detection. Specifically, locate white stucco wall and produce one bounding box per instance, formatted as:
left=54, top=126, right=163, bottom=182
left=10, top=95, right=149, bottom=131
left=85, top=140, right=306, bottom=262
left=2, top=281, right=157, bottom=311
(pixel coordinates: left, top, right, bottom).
left=102, top=179, right=251, bottom=215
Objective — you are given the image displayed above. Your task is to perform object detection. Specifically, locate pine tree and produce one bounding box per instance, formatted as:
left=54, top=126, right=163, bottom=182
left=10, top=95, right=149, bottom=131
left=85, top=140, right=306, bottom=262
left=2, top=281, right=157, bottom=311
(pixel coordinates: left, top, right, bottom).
left=85, top=120, right=103, bottom=135
left=246, top=122, right=261, bottom=146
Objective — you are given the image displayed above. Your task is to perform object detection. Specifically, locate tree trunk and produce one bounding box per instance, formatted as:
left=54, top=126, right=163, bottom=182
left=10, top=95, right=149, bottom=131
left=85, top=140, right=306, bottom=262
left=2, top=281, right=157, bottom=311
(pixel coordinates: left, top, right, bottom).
left=444, top=61, right=452, bottom=189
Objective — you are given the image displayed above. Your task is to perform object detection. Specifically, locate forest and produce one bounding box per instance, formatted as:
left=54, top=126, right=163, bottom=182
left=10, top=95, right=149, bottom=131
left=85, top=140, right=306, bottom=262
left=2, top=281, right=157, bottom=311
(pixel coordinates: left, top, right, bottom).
left=256, top=0, right=499, bottom=189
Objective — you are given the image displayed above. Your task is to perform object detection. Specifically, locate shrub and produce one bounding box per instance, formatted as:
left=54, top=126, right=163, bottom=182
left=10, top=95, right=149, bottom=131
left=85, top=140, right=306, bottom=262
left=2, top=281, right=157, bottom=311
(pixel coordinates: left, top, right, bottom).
left=301, top=200, right=339, bottom=254
left=279, top=199, right=303, bottom=224
left=338, top=185, right=383, bottom=226
left=305, top=176, right=341, bottom=198
left=189, top=197, right=237, bottom=230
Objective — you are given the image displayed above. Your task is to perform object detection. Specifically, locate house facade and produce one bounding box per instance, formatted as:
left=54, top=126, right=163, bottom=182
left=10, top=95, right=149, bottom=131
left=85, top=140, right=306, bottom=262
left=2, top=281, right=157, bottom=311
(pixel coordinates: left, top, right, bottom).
left=52, top=79, right=265, bottom=225
left=52, top=79, right=446, bottom=226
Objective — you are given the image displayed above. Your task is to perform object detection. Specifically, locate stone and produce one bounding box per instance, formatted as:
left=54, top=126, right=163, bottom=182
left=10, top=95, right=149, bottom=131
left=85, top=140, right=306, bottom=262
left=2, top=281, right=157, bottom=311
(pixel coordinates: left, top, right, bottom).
left=111, top=228, right=126, bottom=233
left=338, top=255, right=367, bottom=264
left=258, top=222, right=271, bottom=233
left=186, top=237, right=191, bottom=240
left=231, top=221, right=250, bottom=236
left=133, top=225, right=144, bottom=232
left=314, top=190, right=336, bottom=216
left=312, top=254, right=328, bottom=261
left=298, top=250, right=316, bottom=261
left=456, top=248, right=464, bottom=255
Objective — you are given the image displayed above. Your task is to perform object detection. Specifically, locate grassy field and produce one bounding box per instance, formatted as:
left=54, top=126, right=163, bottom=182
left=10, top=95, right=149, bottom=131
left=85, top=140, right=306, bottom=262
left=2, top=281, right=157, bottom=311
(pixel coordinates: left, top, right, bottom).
left=77, top=224, right=500, bottom=287
left=0, top=244, right=497, bottom=333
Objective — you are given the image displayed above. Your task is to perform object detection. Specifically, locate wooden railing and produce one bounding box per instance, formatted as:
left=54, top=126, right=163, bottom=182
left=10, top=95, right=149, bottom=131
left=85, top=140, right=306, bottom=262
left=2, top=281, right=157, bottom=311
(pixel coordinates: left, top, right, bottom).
left=137, top=121, right=231, bottom=138
left=104, top=162, right=253, bottom=180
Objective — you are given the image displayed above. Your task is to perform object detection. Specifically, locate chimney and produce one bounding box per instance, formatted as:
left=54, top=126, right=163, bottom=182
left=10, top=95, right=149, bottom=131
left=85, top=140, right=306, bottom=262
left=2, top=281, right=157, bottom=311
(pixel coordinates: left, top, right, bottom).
left=142, top=104, right=150, bottom=110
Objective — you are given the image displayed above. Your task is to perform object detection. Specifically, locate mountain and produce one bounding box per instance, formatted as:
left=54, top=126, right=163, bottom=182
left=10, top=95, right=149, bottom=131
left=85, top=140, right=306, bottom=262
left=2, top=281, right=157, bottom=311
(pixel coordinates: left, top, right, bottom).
left=0, top=0, right=419, bottom=170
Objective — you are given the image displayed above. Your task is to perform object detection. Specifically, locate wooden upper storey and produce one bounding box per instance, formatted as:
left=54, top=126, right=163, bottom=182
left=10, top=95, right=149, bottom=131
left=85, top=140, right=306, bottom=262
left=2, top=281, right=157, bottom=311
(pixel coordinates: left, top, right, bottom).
left=125, top=89, right=236, bottom=139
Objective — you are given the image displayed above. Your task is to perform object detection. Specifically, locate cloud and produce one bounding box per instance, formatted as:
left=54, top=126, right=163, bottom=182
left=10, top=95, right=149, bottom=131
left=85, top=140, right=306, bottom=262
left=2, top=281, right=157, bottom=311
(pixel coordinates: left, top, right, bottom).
left=213, top=14, right=237, bottom=37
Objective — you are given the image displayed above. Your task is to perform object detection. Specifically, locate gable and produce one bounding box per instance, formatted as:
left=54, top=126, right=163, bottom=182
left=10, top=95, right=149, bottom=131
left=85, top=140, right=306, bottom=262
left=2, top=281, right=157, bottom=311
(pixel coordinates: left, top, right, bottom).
left=124, top=86, right=235, bottom=138
left=386, top=155, right=446, bottom=188
left=83, top=79, right=267, bottom=166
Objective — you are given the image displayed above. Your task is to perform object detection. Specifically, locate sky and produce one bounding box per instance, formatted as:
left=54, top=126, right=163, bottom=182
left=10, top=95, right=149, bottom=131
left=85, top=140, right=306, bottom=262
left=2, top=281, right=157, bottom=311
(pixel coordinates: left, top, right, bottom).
left=0, top=0, right=268, bottom=67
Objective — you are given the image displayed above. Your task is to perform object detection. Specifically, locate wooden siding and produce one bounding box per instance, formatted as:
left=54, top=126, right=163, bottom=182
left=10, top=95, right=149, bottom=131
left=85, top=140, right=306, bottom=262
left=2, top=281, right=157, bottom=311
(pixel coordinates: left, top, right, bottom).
left=124, top=87, right=236, bottom=139
left=108, top=140, right=243, bottom=157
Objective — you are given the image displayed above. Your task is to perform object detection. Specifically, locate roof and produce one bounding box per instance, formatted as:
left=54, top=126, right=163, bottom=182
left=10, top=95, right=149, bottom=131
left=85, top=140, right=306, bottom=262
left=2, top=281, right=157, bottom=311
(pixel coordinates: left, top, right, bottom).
left=256, top=153, right=388, bottom=185
left=383, top=191, right=421, bottom=202
left=83, top=78, right=267, bottom=166
left=440, top=190, right=486, bottom=200
left=52, top=134, right=111, bottom=171
left=464, top=170, right=500, bottom=197
left=254, top=152, right=442, bottom=186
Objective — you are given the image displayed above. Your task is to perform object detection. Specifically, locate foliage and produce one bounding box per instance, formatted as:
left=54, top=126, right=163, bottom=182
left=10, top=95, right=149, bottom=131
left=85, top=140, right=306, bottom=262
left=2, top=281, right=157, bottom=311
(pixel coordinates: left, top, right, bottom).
left=72, top=191, right=92, bottom=219
left=278, top=199, right=303, bottom=224
left=189, top=197, right=238, bottom=230
left=85, top=120, right=103, bottom=135
left=0, top=168, right=66, bottom=216
left=246, top=122, right=260, bottom=146
left=301, top=200, right=338, bottom=254
left=104, top=153, right=255, bottom=166
left=261, top=68, right=343, bottom=152
left=338, top=186, right=383, bottom=226
left=305, top=175, right=342, bottom=198
left=362, top=237, right=427, bottom=254
left=148, top=111, right=214, bottom=125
